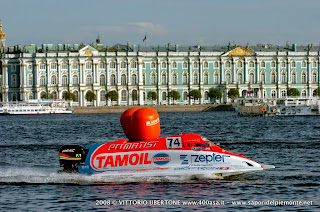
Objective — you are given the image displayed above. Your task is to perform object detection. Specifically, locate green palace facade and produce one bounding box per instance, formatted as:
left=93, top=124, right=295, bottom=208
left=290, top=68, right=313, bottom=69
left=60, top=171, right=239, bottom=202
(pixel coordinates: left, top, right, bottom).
left=1, top=24, right=320, bottom=106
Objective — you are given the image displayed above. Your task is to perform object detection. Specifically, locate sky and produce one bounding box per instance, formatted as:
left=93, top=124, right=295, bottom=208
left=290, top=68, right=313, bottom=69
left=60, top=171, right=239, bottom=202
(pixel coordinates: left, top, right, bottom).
left=1, top=0, right=320, bottom=47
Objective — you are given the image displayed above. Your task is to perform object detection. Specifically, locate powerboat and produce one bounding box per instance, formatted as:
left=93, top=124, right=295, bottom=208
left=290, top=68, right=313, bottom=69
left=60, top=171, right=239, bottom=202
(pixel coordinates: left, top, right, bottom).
left=59, top=107, right=274, bottom=178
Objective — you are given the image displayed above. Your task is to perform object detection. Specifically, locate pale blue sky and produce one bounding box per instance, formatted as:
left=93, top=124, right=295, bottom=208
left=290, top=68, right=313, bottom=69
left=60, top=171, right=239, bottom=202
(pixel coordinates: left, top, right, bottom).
left=1, top=0, right=320, bottom=47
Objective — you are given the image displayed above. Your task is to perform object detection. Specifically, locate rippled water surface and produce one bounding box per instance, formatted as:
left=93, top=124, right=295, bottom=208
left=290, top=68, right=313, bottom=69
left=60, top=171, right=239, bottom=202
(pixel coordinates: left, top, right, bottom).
left=0, top=112, right=319, bottom=211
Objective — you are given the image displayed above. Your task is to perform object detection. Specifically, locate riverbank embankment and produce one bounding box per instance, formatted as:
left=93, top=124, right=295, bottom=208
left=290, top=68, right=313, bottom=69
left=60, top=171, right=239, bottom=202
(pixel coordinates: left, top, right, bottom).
left=73, top=104, right=233, bottom=114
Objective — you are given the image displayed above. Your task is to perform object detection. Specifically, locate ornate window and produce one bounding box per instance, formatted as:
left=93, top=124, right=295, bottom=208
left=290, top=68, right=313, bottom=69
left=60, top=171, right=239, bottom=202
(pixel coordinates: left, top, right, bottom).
left=281, top=72, right=287, bottom=83
left=151, top=61, right=156, bottom=69
left=40, top=76, right=46, bottom=86
left=301, top=90, right=306, bottom=97
left=238, top=73, right=243, bottom=84
left=86, top=75, right=92, bottom=85
left=225, top=61, right=231, bottom=68
left=249, top=61, right=254, bottom=68
left=143, top=73, right=146, bottom=85
left=312, top=73, right=317, bottom=83
left=214, top=73, right=219, bottom=84
left=203, top=61, right=209, bottom=69
left=28, top=75, right=33, bottom=86
left=51, top=75, right=57, bottom=85
left=237, top=61, right=242, bottom=68
left=281, top=90, right=286, bottom=97
left=161, top=73, right=167, bottom=85
left=261, top=73, right=265, bottom=84
left=183, top=61, right=188, bottom=69
left=193, top=61, right=199, bottom=69
left=162, top=92, right=167, bottom=101
left=261, top=61, right=265, bottom=68
left=121, top=62, right=127, bottom=69
left=271, top=90, right=276, bottom=98
left=121, top=90, right=127, bottom=101
left=302, top=60, right=306, bottom=68
left=121, top=74, right=126, bottom=86
left=249, top=73, right=254, bottom=84
left=132, top=90, right=138, bottom=102
left=52, top=91, right=57, bottom=99
left=142, top=62, right=145, bottom=69
left=110, top=61, right=116, bottom=69
left=204, top=73, right=208, bottom=85
left=183, top=73, right=188, bottom=85
left=100, top=74, right=105, bottom=86
left=271, top=61, right=276, bottom=68
left=110, top=74, right=116, bottom=86
left=302, top=72, right=306, bottom=83
left=73, top=91, right=79, bottom=102
left=161, top=61, right=167, bottom=69
left=131, top=74, right=137, bottom=85
left=51, top=62, right=57, bottom=70
left=193, top=72, right=198, bottom=84
left=100, top=90, right=106, bottom=101
left=72, top=62, right=78, bottom=69
left=61, top=62, right=68, bottom=70
left=11, top=74, right=17, bottom=87
left=72, top=75, right=79, bottom=86
left=99, top=62, right=105, bottom=69
left=172, top=73, right=177, bottom=85
left=131, top=61, right=137, bottom=69
left=271, top=72, right=276, bottom=84
left=62, top=75, right=68, bottom=86
left=40, top=63, right=46, bottom=70
left=291, top=61, right=296, bottom=68
left=281, top=61, right=286, bottom=68
left=313, top=61, right=317, bottom=68
left=183, top=91, right=188, bottom=101
left=172, top=61, right=177, bottom=69
left=291, top=72, right=296, bottom=84
left=225, top=73, right=231, bottom=84
left=214, top=61, right=219, bottom=68
left=151, top=73, right=156, bottom=85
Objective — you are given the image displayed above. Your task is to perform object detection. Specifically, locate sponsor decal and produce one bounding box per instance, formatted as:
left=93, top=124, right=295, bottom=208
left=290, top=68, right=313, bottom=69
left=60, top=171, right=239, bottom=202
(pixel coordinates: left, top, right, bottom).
left=192, top=146, right=211, bottom=151
left=146, top=118, right=159, bottom=126
left=108, top=141, right=159, bottom=151
left=201, top=137, right=209, bottom=141
left=152, top=153, right=170, bottom=165
left=62, top=149, right=75, bottom=153
left=180, top=154, right=230, bottom=165
left=174, top=167, right=230, bottom=171
left=91, top=152, right=152, bottom=170
left=180, top=155, right=188, bottom=165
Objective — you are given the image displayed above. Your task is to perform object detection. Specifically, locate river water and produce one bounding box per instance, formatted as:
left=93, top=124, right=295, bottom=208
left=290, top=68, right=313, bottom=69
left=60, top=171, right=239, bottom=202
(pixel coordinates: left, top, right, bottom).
left=0, top=112, right=319, bottom=211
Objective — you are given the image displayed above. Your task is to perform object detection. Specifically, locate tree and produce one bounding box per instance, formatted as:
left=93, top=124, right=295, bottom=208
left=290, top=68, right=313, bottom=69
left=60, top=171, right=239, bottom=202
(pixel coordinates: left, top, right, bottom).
left=228, top=88, right=239, bottom=100
left=85, top=90, right=96, bottom=102
left=41, top=93, right=53, bottom=99
left=62, top=91, right=76, bottom=101
left=287, top=88, right=300, bottom=97
left=208, top=88, right=222, bottom=102
left=147, top=91, right=158, bottom=104
left=168, top=90, right=181, bottom=104
left=106, top=90, right=118, bottom=101
left=314, top=88, right=320, bottom=96
left=189, top=89, right=202, bottom=100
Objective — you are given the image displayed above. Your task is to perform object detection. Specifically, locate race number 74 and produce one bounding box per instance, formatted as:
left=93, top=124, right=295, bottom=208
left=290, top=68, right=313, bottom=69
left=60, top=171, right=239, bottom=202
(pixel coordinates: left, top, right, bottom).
left=166, top=137, right=182, bottom=149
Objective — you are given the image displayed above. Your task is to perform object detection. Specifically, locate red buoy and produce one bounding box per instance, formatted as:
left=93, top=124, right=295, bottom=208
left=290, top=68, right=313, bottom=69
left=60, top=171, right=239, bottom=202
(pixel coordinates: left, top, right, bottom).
left=120, top=107, right=141, bottom=140
left=131, top=108, right=161, bottom=141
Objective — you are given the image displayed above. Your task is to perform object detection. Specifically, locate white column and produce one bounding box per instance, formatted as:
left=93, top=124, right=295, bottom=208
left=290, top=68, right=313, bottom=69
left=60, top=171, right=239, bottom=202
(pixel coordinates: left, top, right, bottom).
left=199, top=60, right=203, bottom=104
left=307, top=59, right=311, bottom=83
left=256, top=60, right=260, bottom=83
left=220, top=60, right=224, bottom=83
left=138, top=59, right=144, bottom=105
left=157, top=59, right=161, bottom=105
left=287, top=60, right=291, bottom=84
left=277, top=60, right=281, bottom=84
left=232, top=59, right=236, bottom=83
left=244, top=59, right=248, bottom=84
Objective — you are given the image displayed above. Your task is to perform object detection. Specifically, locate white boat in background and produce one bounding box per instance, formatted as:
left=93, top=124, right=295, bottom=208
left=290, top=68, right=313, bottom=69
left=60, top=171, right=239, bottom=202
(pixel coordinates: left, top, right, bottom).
left=0, top=99, right=73, bottom=115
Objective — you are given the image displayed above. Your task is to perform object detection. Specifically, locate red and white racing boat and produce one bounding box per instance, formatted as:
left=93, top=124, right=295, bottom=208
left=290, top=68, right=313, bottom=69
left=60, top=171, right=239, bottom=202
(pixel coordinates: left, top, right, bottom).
left=59, top=107, right=274, bottom=177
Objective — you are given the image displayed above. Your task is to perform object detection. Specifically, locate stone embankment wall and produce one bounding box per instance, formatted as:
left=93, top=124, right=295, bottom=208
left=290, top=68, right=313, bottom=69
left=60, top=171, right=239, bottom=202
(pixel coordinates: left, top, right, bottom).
left=73, top=104, right=222, bottom=114
left=238, top=106, right=263, bottom=116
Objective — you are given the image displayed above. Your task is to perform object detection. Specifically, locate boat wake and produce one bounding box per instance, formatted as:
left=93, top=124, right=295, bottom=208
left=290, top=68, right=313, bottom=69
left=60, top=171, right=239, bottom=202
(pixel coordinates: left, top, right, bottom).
left=0, top=166, right=225, bottom=185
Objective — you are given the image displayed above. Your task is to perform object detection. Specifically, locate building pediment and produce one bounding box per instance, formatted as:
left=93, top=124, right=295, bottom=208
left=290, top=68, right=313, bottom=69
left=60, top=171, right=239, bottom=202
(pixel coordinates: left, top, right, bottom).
left=79, top=45, right=98, bottom=56
left=222, top=46, right=253, bottom=57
